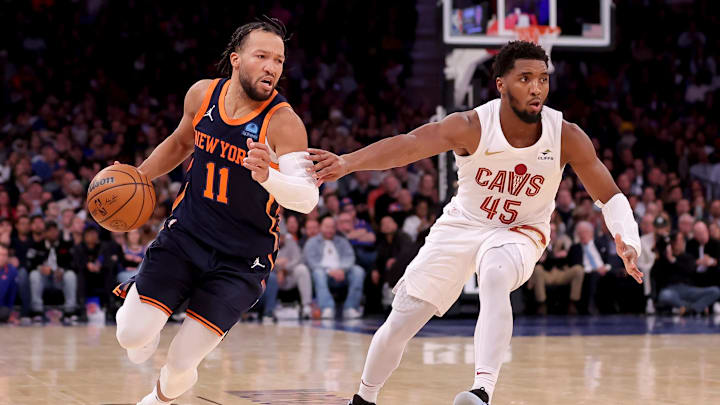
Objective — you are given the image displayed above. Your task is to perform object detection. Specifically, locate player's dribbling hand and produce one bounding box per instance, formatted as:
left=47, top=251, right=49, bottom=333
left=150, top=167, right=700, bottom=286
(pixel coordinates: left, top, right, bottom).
left=306, top=148, right=349, bottom=185
left=615, top=234, right=642, bottom=284
left=244, top=138, right=271, bottom=183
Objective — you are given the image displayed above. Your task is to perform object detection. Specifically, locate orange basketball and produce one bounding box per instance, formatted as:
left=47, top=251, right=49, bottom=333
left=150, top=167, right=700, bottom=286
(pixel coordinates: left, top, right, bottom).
left=86, top=164, right=155, bottom=232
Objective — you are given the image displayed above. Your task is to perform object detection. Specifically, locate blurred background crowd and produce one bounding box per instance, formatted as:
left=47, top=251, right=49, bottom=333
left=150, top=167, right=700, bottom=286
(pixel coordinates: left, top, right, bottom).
left=2, top=0, right=720, bottom=325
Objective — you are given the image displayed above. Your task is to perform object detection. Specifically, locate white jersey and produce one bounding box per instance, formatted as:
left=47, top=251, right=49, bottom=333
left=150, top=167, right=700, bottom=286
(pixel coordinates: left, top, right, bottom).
left=394, top=98, right=566, bottom=316
left=453, top=98, right=564, bottom=230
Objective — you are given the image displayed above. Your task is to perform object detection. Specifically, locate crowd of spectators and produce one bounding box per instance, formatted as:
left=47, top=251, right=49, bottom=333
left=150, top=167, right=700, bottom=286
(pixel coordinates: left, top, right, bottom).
left=2, top=0, right=720, bottom=324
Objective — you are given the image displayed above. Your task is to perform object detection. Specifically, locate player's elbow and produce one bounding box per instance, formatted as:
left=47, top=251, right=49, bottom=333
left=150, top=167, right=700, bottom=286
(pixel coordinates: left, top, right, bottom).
left=292, top=188, right=319, bottom=214
left=278, top=186, right=318, bottom=214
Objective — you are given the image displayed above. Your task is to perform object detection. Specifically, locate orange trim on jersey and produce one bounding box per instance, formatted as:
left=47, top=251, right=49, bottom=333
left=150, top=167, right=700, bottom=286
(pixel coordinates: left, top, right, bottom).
left=509, top=225, right=547, bottom=249
left=269, top=161, right=279, bottom=170
left=172, top=182, right=188, bottom=212
left=139, top=295, right=172, bottom=316
left=218, top=80, right=277, bottom=125
left=112, top=285, right=127, bottom=299
left=186, top=309, right=224, bottom=337
left=186, top=157, right=194, bottom=172
left=267, top=253, right=275, bottom=271
left=258, top=101, right=291, bottom=145
left=265, top=195, right=279, bottom=252
left=192, top=78, right=221, bottom=128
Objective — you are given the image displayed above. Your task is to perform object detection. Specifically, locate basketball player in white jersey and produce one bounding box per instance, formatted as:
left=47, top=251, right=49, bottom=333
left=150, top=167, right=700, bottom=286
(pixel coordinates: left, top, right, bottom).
left=308, top=41, right=643, bottom=405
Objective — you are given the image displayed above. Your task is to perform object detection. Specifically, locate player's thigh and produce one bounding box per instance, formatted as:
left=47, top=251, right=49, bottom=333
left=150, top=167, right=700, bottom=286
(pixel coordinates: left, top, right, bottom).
left=187, top=255, right=271, bottom=336
left=477, top=243, right=538, bottom=292
left=133, top=228, right=199, bottom=316
left=399, top=224, right=480, bottom=315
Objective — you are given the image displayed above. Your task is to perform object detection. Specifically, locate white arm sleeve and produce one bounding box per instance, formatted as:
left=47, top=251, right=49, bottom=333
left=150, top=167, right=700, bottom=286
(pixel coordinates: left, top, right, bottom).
left=259, top=151, right=319, bottom=214
left=595, top=193, right=641, bottom=258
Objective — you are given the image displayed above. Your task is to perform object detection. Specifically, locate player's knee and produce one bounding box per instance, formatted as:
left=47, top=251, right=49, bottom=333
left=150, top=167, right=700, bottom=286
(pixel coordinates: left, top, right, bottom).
left=116, top=322, right=150, bottom=349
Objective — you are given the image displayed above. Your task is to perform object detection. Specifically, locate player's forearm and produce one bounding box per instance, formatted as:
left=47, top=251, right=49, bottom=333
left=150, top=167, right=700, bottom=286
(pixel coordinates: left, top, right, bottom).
left=138, top=135, right=193, bottom=181
left=343, top=134, right=437, bottom=174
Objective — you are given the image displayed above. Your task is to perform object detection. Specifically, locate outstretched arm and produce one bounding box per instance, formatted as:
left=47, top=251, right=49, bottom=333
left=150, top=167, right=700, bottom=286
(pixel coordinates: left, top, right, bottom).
left=562, top=121, right=643, bottom=283
left=309, top=111, right=480, bottom=182
left=137, top=79, right=212, bottom=180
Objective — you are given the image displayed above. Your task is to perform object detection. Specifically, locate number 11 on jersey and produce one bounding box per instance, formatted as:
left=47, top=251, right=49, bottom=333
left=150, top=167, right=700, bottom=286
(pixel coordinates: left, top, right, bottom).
left=203, top=162, right=229, bottom=204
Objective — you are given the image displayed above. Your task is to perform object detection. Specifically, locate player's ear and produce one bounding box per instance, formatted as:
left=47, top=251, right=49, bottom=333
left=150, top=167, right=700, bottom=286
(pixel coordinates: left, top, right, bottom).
left=495, top=76, right=504, bottom=94
left=230, top=52, right=240, bottom=69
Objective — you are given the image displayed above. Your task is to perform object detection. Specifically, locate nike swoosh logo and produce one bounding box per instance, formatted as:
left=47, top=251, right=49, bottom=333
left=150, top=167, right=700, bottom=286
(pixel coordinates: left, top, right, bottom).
left=484, top=149, right=503, bottom=156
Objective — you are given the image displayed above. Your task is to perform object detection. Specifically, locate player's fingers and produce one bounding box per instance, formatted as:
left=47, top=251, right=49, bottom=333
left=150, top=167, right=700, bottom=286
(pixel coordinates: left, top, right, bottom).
left=311, top=159, right=334, bottom=172
left=307, top=148, right=328, bottom=155
left=316, top=165, right=340, bottom=178
left=307, top=153, right=332, bottom=163
left=248, top=149, right=270, bottom=162
left=248, top=141, right=270, bottom=153
left=113, top=161, right=121, bottom=165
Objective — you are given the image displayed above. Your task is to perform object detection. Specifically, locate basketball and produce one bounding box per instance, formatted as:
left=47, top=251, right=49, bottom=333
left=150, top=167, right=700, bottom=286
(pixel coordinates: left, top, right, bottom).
left=86, top=164, right=155, bottom=232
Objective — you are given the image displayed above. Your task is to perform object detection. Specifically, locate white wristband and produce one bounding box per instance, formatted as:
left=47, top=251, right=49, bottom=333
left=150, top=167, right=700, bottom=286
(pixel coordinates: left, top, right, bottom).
left=259, top=152, right=318, bottom=214
left=600, top=193, right=641, bottom=258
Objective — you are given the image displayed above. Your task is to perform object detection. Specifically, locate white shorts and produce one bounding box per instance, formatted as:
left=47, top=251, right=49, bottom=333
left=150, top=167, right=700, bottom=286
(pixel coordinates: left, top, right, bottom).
left=394, top=201, right=549, bottom=316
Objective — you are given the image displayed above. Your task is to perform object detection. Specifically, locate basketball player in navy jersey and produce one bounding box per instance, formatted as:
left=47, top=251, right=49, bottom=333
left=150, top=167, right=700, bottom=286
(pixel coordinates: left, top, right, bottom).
left=111, top=18, right=318, bottom=405
left=309, top=41, right=642, bottom=405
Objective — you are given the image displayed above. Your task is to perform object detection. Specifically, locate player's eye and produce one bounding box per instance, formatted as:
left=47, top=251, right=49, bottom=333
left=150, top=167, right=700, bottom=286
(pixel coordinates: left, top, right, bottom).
left=257, top=54, right=265, bottom=59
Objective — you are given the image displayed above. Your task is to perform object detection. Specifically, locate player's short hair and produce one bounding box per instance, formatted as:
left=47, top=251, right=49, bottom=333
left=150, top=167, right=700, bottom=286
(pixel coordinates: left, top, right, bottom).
left=492, top=40, right=549, bottom=78
left=216, top=15, right=288, bottom=77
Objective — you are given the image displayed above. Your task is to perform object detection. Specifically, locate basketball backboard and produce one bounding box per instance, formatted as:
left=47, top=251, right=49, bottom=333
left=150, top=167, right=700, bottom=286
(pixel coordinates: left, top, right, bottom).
left=443, top=0, right=614, bottom=49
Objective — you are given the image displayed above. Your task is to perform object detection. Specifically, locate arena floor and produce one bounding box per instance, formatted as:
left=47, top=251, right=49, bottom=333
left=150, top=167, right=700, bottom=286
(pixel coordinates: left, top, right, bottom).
left=1, top=316, right=719, bottom=405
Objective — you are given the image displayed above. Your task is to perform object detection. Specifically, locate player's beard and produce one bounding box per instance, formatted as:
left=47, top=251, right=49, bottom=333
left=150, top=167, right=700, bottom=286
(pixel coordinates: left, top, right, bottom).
left=507, top=91, right=542, bottom=124
left=239, top=67, right=274, bottom=102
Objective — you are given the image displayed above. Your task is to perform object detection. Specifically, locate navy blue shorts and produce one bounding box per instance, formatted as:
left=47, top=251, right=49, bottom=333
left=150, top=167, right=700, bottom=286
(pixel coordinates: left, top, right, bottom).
left=115, top=218, right=273, bottom=336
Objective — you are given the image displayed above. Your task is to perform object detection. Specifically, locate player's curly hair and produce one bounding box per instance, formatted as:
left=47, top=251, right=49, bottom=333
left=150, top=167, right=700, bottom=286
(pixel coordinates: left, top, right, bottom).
left=216, top=15, right=288, bottom=77
left=492, top=40, right=548, bottom=78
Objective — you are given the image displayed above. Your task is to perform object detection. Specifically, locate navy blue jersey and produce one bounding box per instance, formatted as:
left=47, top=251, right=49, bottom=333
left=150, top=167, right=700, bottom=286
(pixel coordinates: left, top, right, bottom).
left=172, top=78, right=290, bottom=261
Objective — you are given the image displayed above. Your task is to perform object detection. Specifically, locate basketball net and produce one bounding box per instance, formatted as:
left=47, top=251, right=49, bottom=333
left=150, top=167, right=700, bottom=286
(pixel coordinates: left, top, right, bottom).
left=513, top=25, right=561, bottom=73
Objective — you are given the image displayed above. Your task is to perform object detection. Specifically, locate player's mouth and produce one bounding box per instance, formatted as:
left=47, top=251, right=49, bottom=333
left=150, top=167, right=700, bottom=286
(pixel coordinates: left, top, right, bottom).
left=259, top=77, right=274, bottom=91
left=528, top=99, right=542, bottom=113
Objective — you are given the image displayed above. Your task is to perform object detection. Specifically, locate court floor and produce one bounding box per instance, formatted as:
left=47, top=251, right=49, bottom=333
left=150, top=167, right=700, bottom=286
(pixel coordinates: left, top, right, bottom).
left=1, top=316, right=719, bottom=405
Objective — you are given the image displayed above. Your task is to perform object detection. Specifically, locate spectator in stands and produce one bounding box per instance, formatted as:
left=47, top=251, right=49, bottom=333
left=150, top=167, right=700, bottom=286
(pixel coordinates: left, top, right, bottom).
left=299, top=218, right=319, bottom=248
left=10, top=215, right=33, bottom=271
left=261, top=233, right=312, bottom=320
left=0, top=244, right=18, bottom=323
left=284, top=214, right=301, bottom=243
left=528, top=222, right=583, bottom=315
left=686, top=221, right=720, bottom=287
left=28, top=221, right=76, bottom=323
left=73, top=227, right=111, bottom=317
left=555, top=189, right=575, bottom=234
left=57, top=180, right=83, bottom=213
left=0, top=190, right=15, bottom=220
left=638, top=214, right=657, bottom=313
left=368, top=216, right=415, bottom=314
left=388, top=189, right=414, bottom=228
left=304, top=216, right=365, bottom=319
left=678, top=213, right=695, bottom=240
left=322, top=192, right=341, bottom=219
left=345, top=171, right=373, bottom=221
left=416, top=173, right=438, bottom=204
left=654, top=232, right=720, bottom=315
left=571, top=221, right=613, bottom=314
left=402, top=197, right=434, bottom=242
left=118, top=229, right=145, bottom=283
left=336, top=205, right=376, bottom=271
left=372, top=175, right=401, bottom=223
